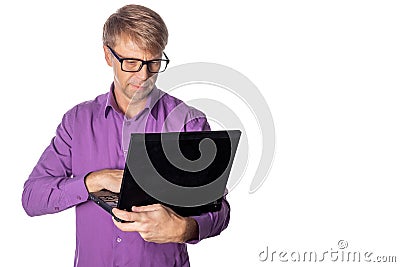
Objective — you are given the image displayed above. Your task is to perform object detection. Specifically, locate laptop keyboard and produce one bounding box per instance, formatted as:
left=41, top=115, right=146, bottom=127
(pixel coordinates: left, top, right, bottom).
left=99, top=195, right=118, bottom=201
left=99, top=195, right=119, bottom=205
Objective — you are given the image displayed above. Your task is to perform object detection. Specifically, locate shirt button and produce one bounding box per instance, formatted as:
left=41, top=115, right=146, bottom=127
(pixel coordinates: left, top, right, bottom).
left=125, top=121, right=131, bottom=126
left=116, top=237, right=122, bottom=243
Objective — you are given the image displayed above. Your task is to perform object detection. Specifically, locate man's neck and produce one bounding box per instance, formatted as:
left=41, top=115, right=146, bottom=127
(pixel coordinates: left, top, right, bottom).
left=113, top=89, right=148, bottom=118
left=124, top=99, right=147, bottom=119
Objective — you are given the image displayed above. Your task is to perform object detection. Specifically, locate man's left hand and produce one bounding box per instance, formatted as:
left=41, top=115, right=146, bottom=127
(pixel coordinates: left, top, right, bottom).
left=112, top=204, right=198, bottom=243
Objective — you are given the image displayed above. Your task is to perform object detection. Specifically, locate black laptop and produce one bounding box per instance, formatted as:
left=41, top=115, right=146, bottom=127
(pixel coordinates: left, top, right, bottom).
left=89, top=130, right=241, bottom=220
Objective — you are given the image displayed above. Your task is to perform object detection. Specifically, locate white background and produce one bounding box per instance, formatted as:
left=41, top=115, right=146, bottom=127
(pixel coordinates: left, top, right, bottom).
left=1, top=0, right=399, bottom=266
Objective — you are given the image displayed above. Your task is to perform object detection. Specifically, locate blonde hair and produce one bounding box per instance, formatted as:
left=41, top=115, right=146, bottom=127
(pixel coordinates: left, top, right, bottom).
left=103, top=4, right=168, bottom=54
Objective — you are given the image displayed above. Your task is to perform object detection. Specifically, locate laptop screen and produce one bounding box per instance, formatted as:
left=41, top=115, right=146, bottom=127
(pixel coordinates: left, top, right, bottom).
left=118, top=130, right=241, bottom=211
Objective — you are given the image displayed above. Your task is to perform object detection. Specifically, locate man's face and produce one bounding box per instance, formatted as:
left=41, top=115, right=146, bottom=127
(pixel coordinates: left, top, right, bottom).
left=104, top=34, right=161, bottom=108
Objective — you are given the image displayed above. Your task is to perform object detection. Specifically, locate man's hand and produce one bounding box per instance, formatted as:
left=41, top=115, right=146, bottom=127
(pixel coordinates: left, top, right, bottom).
left=84, top=169, right=123, bottom=193
left=112, top=204, right=199, bottom=244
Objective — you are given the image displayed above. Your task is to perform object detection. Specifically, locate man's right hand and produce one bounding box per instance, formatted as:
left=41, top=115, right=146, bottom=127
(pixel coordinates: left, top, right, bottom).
left=84, top=169, right=124, bottom=193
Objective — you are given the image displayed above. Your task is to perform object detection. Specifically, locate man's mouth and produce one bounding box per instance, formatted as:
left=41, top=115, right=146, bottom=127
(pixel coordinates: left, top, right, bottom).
left=130, top=84, right=142, bottom=89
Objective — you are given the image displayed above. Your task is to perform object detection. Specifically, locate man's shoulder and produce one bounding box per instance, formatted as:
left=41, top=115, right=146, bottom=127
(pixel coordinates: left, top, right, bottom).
left=66, top=92, right=108, bottom=117
left=156, top=89, right=205, bottom=117
left=153, top=89, right=209, bottom=131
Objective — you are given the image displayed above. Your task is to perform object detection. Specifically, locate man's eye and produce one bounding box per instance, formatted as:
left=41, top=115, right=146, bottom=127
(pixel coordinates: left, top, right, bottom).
left=125, top=60, right=140, bottom=66
left=149, top=61, right=161, bottom=67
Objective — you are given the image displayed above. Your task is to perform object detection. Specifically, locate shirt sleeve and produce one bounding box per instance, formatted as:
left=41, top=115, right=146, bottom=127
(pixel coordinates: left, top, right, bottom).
left=183, top=110, right=231, bottom=244
left=22, top=107, right=89, bottom=217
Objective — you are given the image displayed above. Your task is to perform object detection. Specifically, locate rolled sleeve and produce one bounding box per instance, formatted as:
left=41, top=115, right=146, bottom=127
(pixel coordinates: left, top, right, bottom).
left=187, top=198, right=230, bottom=244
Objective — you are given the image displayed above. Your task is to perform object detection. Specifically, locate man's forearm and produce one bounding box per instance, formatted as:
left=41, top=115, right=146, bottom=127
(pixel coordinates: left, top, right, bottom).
left=181, top=217, right=199, bottom=243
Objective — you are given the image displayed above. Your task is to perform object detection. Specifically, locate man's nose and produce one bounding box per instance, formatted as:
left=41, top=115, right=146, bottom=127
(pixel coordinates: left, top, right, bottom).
left=136, top=64, right=150, bottom=81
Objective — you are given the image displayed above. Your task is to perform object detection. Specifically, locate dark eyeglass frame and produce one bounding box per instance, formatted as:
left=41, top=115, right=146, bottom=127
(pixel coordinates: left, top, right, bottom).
left=107, top=45, right=170, bottom=73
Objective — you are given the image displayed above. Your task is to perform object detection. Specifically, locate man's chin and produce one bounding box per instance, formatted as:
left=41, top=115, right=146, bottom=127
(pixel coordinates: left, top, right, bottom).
left=129, top=86, right=153, bottom=102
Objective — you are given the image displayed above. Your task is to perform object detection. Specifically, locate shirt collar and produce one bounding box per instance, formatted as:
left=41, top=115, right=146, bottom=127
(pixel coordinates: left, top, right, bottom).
left=147, top=85, right=163, bottom=120
left=104, top=83, right=119, bottom=117
left=104, top=82, right=163, bottom=119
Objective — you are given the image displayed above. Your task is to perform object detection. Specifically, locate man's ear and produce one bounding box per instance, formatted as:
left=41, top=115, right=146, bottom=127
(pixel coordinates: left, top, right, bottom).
left=103, top=45, right=112, bottom=67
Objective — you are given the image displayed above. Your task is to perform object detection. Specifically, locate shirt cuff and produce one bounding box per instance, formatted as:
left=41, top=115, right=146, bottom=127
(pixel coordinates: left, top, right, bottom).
left=186, top=213, right=213, bottom=244
left=63, top=175, right=90, bottom=207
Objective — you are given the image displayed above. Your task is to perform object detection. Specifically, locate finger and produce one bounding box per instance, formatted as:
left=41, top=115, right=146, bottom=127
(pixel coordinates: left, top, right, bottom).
left=112, top=208, right=143, bottom=222
left=113, top=217, right=142, bottom=232
left=131, top=203, right=162, bottom=213
left=111, top=170, right=124, bottom=179
left=160, top=204, right=176, bottom=214
left=115, top=169, right=124, bottom=176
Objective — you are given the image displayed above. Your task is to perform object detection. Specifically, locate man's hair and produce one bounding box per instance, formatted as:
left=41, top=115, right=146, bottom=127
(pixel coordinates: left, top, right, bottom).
left=103, top=4, right=168, bottom=54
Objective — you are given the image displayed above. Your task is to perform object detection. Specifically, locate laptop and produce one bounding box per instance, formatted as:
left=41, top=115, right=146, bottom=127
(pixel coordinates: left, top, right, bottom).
left=89, top=130, right=241, bottom=221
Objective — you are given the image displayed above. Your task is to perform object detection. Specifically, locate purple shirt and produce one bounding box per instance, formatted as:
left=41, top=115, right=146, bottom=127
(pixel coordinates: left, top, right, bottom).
left=22, top=85, right=230, bottom=267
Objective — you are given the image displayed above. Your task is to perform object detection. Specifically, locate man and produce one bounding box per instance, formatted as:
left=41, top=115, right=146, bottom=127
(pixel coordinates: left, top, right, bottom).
left=22, top=4, right=230, bottom=267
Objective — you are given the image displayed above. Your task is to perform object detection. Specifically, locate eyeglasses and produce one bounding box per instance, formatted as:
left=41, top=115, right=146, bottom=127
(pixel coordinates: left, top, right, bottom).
left=107, top=45, right=170, bottom=73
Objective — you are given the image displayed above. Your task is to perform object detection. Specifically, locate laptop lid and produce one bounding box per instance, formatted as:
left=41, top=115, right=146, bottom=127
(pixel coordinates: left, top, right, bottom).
left=118, top=130, right=241, bottom=216
left=90, top=130, right=241, bottom=218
